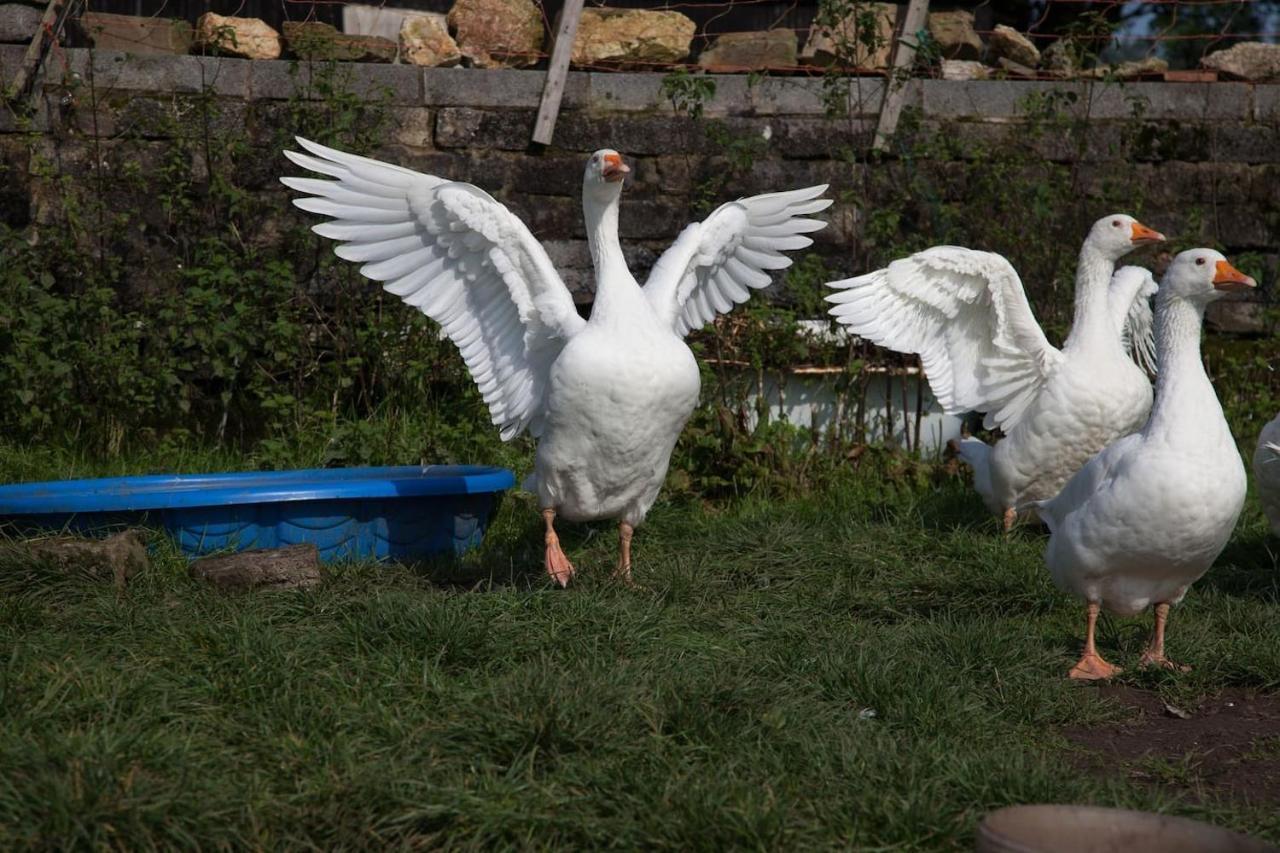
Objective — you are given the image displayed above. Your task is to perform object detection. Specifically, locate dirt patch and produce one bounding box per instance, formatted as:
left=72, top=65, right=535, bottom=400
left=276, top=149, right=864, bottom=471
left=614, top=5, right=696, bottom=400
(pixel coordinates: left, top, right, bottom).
left=1064, top=686, right=1280, bottom=806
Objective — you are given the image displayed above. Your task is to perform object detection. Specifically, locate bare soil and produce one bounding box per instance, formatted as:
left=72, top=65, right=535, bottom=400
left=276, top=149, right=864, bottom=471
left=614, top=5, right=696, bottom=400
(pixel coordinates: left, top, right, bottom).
left=1064, top=686, right=1280, bottom=807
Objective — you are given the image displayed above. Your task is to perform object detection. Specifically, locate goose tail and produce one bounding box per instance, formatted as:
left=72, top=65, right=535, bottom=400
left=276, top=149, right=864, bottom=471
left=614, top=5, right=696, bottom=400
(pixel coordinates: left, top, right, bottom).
left=950, top=436, right=1002, bottom=514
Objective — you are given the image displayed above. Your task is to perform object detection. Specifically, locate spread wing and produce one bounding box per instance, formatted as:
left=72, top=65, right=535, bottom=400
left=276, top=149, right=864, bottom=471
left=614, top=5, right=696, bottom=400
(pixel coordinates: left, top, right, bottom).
left=281, top=137, right=585, bottom=441
left=826, top=247, right=1064, bottom=432
left=643, top=186, right=831, bottom=337
left=1109, top=265, right=1158, bottom=375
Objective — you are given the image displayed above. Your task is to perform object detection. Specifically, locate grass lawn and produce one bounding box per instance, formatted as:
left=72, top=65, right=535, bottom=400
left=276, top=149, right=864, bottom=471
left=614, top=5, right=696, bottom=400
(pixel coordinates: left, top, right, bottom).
left=1, top=471, right=1278, bottom=849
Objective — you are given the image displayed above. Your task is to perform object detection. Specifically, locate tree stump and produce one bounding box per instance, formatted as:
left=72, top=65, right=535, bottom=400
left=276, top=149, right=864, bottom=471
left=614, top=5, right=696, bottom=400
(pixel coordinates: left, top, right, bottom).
left=189, top=544, right=322, bottom=592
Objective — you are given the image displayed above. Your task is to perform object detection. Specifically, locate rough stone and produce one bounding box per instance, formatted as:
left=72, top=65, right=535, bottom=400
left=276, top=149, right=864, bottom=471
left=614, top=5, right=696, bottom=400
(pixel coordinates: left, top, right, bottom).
left=996, top=57, right=1036, bottom=77
left=1041, top=40, right=1078, bottom=76
left=194, top=13, right=281, bottom=61
left=448, top=0, right=545, bottom=69
left=24, top=529, right=149, bottom=589
left=987, top=24, right=1039, bottom=68
left=1202, top=42, right=1280, bottom=82
left=799, top=2, right=897, bottom=69
left=927, top=10, right=982, bottom=61
left=0, top=3, right=42, bottom=44
left=76, top=12, right=192, bottom=54
left=941, top=59, right=988, bottom=80
left=282, top=21, right=396, bottom=63
left=698, top=29, right=797, bottom=71
left=399, top=13, right=461, bottom=67
left=435, top=106, right=534, bottom=149
left=571, top=9, right=694, bottom=67
left=1206, top=295, right=1267, bottom=334
left=190, top=543, right=322, bottom=591
left=1084, top=57, right=1168, bottom=80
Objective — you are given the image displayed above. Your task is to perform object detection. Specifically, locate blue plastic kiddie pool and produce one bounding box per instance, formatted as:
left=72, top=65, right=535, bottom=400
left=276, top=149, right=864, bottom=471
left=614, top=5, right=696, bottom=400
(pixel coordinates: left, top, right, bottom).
left=0, top=465, right=515, bottom=563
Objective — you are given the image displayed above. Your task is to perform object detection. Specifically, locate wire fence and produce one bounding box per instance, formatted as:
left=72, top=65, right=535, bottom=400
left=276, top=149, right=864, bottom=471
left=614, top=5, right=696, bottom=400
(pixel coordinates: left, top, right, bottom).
left=52, top=0, right=1280, bottom=80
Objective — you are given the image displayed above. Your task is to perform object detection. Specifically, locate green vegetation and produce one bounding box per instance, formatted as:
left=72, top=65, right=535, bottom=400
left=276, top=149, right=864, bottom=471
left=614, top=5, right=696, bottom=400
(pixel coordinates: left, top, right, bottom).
left=1, top=470, right=1277, bottom=849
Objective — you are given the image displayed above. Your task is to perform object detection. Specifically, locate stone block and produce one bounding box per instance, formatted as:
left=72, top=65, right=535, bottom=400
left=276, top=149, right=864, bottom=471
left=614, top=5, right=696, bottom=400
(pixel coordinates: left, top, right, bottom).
left=1206, top=294, right=1268, bottom=334
left=987, top=25, right=1039, bottom=69
left=698, top=29, right=797, bottom=72
left=194, top=13, right=281, bottom=61
left=388, top=106, right=433, bottom=147
left=435, top=106, right=533, bottom=150
left=1091, top=82, right=1252, bottom=121
left=770, top=116, right=874, bottom=159
left=77, top=12, right=192, bottom=54
left=508, top=153, right=587, bottom=196
left=423, top=66, right=587, bottom=109
left=249, top=59, right=421, bottom=104
left=586, top=72, right=666, bottom=112
left=70, top=51, right=251, bottom=98
left=1202, top=42, right=1280, bottom=82
left=400, top=14, right=461, bottom=68
left=941, top=60, right=988, bottom=81
left=571, top=9, right=694, bottom=67
left=799, top=2, right=897, bottom=69
left=1, top=3, right=43, bottom=44
left=928, top=10, right=982, bottom=61
left=506, top=193, right=581, bottom=239
left=282, top=21, right=396, bottom=63
left=448, top=0, right=545, bottom=69
left=1211, top=123, right=1280, bottom=164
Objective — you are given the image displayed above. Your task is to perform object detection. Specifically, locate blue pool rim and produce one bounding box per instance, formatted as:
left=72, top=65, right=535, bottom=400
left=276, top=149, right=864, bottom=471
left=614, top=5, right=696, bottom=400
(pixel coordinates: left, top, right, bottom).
left=0, top=465, right=516, bottom=515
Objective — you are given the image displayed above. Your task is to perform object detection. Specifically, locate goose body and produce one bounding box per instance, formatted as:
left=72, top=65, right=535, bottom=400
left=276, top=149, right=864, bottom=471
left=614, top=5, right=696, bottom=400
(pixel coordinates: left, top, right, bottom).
left=826, top=217, right=1164, bottom=528
left=282, top=139, right=830, bottom=584
left=1255, top=414, right=1280, bottom=536
left=1032, top=250, right=1255, bottom=678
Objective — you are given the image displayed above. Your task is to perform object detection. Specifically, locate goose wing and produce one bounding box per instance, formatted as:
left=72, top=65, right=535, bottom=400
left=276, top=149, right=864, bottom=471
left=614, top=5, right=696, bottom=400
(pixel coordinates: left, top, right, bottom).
left=643, top=186, right=831, bottom=337
left=1109, top=265, right=1158, bottom=375
left=826, top=247, right=1063, bottom=432
left=281, top=137, right=585, bottom=441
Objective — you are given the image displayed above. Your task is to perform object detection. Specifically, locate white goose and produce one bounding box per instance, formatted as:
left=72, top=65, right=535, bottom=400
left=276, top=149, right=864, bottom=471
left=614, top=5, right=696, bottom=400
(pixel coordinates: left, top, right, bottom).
left=1255, top=414, right=1280, bottom=537
left=281, top=139, right=830, bottom=586
left=1031, top=249, right=1255, bottom=679
left=825, top=215, right=1165, bottom=529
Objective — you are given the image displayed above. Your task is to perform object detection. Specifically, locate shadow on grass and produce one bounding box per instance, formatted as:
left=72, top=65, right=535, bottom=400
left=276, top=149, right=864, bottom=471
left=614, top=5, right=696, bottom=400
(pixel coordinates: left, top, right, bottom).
left=1197, top=532, right=1279, bottom=603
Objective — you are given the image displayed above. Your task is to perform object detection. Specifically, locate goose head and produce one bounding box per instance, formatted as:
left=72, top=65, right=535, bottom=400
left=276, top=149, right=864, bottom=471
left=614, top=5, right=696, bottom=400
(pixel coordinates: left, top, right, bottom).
left=1161, top=248, right=1255, bottom=305
left=583, top=150, right=630, bottom=204
left=1087, top=214, right=1166, bottom=260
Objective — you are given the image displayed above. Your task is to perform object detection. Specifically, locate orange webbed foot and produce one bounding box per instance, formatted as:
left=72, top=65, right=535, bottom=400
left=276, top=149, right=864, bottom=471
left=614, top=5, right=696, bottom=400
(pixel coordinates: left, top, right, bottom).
left=1069, top=652, right=1123, bottom=681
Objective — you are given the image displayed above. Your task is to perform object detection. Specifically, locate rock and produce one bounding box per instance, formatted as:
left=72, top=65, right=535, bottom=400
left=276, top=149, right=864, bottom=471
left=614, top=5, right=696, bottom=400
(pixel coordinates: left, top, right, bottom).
left=941, top=59, right=988, bottom=80
left=799, top=2, right=897, bottom=69
left=570, top=8, right=694, bottom=67
left=997, top=56, right=1036, bottom=77
left=189, top=544, right=322, bottom=592
left=927, top=10, right=982, bottom=61
left=26, top=529, right=149, bottom=589
left=1206, top=296, right=1267, bottom=335
left=283, top=20, right=396, bottom=62
left=75, top=11, right=192, bottom=54
left=1201, top=42, right=1280, bottom=82
left=400, top=13, right=461, bottom=67
left=194, top=13, right=281, bottom=60
left=1041, top=40, right=1078, bottom=75
left=448, top=0, right=545, bottom=68
left=987, top=24, right=1039, bottom=68
left=698, top=29, right=796, bottom=70
left=1085, top=57, right=1168, bottom=80
left=0, top=3, right=41, bottom=44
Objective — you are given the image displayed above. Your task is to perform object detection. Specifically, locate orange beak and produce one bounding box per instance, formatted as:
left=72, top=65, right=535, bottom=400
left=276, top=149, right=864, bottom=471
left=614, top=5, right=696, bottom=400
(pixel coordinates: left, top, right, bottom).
left=1130, top=221, right=1165, bottom=245
left=602, top=152, right=630, bottom=183
left=1212, top=260, right=1256, bottom=292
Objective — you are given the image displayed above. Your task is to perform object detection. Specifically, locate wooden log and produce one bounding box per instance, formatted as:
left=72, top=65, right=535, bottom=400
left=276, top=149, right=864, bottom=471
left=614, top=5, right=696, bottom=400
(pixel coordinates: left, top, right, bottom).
left=24, top=529, right=149, bottom=589
left=872, top=0, right=930, bottom=152
left=532, top=0, right=585, bottom=146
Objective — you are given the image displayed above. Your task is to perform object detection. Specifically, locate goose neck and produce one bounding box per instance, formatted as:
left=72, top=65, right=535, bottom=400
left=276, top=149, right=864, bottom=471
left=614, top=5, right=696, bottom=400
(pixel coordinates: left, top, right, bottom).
left=584, top=190, right=642, bottom=320
left=1146, top=295, right=1215, bottom=439
left=1064, top=243, right=1119, bottom=353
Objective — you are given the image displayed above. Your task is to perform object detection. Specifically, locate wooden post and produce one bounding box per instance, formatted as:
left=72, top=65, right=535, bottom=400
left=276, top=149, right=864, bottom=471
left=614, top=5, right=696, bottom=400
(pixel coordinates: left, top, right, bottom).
left=532, top=0, right=586, bottom=146
left=872, top=0, right=930, bottom=152
left=7, top=0, right=81, bottom=107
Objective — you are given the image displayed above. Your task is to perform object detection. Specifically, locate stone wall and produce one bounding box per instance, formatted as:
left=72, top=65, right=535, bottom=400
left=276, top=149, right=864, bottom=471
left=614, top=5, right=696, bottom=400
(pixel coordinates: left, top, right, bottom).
left=2, top=47, right=1277, bottom=320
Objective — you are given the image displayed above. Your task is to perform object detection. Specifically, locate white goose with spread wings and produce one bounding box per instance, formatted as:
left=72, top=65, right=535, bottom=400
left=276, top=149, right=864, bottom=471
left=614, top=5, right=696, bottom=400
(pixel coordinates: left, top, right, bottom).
left=282, top=138, right=830, bottom=585
left=825, top=215, right=1164, bottom=529
left=1256, top=414, right=1280, bottom=537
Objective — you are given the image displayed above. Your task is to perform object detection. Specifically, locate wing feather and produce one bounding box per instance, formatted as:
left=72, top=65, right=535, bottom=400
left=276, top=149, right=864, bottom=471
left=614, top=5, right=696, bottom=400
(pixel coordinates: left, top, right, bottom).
left=281, top=136, right=584, bottom=440
left=825, top=247, right=1063, bottom=432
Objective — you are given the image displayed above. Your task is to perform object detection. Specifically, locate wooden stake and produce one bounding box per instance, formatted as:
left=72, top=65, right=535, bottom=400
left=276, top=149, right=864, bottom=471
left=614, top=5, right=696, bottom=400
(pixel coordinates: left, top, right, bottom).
left=532, top=0, right=585, bottom=146
left=872, top=0, right=930, bottom=152
left=6, top=0, right=78, bottom=107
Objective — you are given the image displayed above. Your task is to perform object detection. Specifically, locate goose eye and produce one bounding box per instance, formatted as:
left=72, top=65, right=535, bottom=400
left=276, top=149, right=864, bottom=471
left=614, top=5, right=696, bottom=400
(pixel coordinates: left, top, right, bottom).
left=1111, top=220, right=1121, bottom=227
left=1195, top=257, right=1206, bottom=266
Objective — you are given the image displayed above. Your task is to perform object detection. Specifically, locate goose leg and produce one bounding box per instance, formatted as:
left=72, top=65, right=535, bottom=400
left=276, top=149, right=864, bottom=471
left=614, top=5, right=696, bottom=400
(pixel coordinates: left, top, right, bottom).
left=1069, top=601, right=1122, bottom=680
left=1139, top=603, right=1191, bottom=672
left=542, top=509, right=575, bottom=588
left=1002, top=507, right=1017, bottom=533
left=612, top=521, right=637, bottom=587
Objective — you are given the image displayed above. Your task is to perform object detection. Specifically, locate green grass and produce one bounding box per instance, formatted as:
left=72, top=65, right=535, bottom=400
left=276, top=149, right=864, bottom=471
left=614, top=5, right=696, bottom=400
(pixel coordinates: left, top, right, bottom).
left=1, top=471, right=1278, bottom=849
